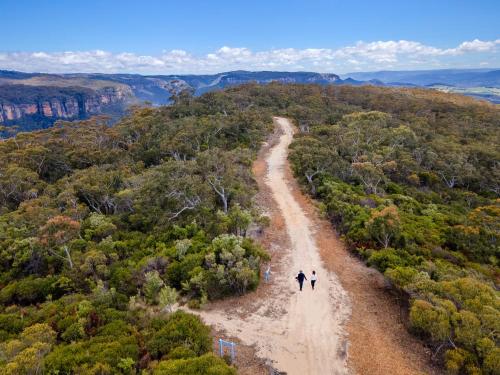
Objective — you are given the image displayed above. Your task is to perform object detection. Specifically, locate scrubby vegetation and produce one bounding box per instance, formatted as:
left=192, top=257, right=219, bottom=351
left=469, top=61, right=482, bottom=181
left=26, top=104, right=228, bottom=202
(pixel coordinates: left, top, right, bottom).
left=0, top=82, right=498, bottom=373
left=0, top=93, right=271, bottom=372
left=278, top=84, right=499, bottom=374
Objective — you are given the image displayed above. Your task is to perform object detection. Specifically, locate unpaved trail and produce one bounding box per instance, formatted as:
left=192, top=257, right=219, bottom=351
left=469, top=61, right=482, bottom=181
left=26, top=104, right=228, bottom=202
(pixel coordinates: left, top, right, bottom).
left=198, top=117, right=351, bottom=375
left=197, top=117, right=437, bottom=375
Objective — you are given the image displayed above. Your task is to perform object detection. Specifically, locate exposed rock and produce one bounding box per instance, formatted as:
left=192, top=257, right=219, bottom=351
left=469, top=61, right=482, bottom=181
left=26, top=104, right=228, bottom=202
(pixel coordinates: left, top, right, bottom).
left=0, top=85, right=132, bottom=125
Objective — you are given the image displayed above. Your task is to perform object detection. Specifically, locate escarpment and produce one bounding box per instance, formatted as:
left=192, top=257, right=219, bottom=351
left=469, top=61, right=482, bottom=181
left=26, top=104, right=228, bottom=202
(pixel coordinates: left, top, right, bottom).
left=0, top=84, right=132, bottom=125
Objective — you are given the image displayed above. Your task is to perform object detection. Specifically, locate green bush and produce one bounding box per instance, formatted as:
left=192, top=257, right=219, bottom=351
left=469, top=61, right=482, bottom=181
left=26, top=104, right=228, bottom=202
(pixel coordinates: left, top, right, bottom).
left=384, top=266, right=420, bottom=288
left=367, top=248, right=420, bottom=272
left=44, top=333, right=139, bottom=373
left=0, top=313, right=25, bottom=334
left=445, top=348, right=475, bottom=375
left=61, top=322, right=85, bottom=342
left=483, top=348, right=500, bottom=375
left=168, top=346, right=197, bottom=359
left=0, top=276, right=58, bottom=305
left=200, top=234, right=262, bottom=299
left=409, top=299, right=451, bottom=342
left=153, top=353, right=236, bottom=375
left=452, top=310, right=482, bottom=350
left=166, top=253, right=204, bottom=289
left=146, top=311, right=211, bottom=360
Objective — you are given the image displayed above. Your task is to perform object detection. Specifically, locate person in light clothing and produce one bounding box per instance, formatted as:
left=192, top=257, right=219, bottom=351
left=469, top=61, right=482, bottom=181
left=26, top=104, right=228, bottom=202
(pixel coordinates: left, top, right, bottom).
left=311, top=270, right=317, bottom=290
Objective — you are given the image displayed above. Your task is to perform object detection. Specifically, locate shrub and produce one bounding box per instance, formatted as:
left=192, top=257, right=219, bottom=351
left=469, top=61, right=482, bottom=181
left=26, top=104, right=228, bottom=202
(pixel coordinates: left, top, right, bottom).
left=409, top=300, right=451, bottom=342
left=109, top=266, right=135, bottom=295
left=445, top=348, right=475, bottom=375
left=483, top=348, right=500, bottom=375
left=385, top=182, right=404, bottom=194
left=146, top=311, right=211, bottom=359
left=167, top=346, right=197, bottom=359
left=451, top=310, right=482, bottom=350
left=1, top=323, right=56, bottom=374
left=476, top=337, right=495, bottom=360
left=366, top=205, right=401, bottom=248
left=83, top=213, right=117, bottom=241
left=384, top=266, right=419, bottom=288
left=153, top=353, right=236, bottom=375
left=61, top=322, right=85, bottom=343
left=158, top=286, right=178, bottom=313
left=166, top=253, right=204, bottom=289
left=44, top=334, right=139, bottom=372
left=0, top=313, right=25, bottom=334
left=0, top=276, right=58, bottom=305
left=200, top=234, right=261, bottom=299
left=143, top=270, right=165, bottom=305
left=367, top=248, right=415, bottom=272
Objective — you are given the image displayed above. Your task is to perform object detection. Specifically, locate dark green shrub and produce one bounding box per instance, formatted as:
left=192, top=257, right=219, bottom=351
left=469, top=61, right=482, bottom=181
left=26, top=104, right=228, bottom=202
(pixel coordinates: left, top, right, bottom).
left=146, top=311, right=211, bottom=359
left=61, top=322, right=85, bottom=342
left=367, top=248, right=413, bottom=272
left=166, top=253, right=204, bottom=289
left=0, top=313, right=25, bottom=334
left=385, top=182, right=404, bottom=194
left=0, top=276, right=58, bottom=305
left=44, top=334, right=139, bottom=372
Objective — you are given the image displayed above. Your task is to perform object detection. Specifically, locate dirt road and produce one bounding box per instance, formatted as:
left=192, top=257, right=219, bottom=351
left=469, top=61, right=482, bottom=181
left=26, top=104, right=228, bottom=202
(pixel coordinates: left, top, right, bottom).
left=199, top=117, right=350, bottom=374
left=198, top=117, right=436, bottom=375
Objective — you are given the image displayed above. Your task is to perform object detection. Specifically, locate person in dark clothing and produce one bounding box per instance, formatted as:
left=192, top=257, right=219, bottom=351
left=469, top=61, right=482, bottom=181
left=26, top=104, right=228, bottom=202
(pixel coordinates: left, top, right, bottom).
left=295, top=270, right=307, bottom=291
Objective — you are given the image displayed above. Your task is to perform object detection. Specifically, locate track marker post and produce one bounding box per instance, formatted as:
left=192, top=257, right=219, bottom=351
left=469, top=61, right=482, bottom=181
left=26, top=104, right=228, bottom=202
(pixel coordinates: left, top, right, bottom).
left=218, top=338, right=236, bottom=362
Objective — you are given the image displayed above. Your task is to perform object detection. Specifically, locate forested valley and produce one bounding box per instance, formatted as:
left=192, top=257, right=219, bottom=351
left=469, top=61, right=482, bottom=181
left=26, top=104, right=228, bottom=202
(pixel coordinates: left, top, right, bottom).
left=0, top=83, right=498, bottom=374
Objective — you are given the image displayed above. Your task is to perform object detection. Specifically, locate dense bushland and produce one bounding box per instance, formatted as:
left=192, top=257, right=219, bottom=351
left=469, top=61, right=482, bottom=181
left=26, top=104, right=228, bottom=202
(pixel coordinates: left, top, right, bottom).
left=0, top=93, right=272, bottom=372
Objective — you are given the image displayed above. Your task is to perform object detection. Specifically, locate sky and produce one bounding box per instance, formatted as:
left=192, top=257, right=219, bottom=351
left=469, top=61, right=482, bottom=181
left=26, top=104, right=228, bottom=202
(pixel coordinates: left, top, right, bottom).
left=0, top=0, right=499, bottom=74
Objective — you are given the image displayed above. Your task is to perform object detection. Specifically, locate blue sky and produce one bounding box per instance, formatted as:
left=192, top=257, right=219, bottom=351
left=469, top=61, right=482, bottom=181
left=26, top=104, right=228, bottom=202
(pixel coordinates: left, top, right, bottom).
left=0, top=0, right=499, bottom=74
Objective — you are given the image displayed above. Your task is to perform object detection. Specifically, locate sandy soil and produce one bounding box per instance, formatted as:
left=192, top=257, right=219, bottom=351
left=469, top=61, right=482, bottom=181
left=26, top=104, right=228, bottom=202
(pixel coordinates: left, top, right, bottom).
left=196, top=117, right=438, bottom=375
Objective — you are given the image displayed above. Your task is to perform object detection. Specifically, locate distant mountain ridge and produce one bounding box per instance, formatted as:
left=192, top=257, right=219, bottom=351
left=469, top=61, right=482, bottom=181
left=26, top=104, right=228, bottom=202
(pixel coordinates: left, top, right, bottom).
left=343, top=68, right=500, bottom=104
left=1, top=68, right=499, bottom=133
left=66, top=70, right=344, bottom=102
left=0, top=70, right=348, bottom=132
left=343, top=68, right=500, bottom=88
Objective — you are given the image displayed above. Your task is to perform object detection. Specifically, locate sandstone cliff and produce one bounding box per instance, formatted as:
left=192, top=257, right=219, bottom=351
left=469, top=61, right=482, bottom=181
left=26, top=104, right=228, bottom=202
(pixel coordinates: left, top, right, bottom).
left=0, top=85, right=132, bottom=124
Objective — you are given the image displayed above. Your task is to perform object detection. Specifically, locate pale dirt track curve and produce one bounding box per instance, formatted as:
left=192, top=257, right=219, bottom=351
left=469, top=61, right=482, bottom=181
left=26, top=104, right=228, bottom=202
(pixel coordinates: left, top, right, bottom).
left=195, top=117, right=437, bottom=375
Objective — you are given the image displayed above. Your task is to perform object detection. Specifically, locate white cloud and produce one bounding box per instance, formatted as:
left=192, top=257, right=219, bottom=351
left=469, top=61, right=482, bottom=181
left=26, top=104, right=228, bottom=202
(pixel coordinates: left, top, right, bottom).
left=447, top=39, right=500, bottom=54
left=332, top=40, right=442, bottom=63
left=0, top=39, right=499, bottom=74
